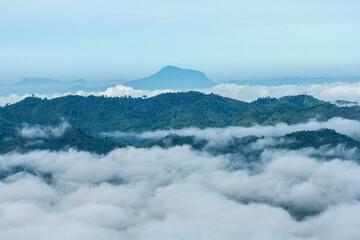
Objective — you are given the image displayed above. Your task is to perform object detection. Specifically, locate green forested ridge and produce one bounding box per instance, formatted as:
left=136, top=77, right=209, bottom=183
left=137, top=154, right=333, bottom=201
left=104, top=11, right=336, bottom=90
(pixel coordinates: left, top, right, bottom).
left=0, top=92, right=359, bottom=134
left=0, top=127, right=124, bottom=155
left=283, top=129, right=360, bottom=149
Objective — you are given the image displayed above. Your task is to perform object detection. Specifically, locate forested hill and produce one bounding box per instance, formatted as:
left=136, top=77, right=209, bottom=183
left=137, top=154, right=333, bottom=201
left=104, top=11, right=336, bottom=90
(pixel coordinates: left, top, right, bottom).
left=0, top=127, right=124, bottom=155
left=0, top=92, right=359, bottom=133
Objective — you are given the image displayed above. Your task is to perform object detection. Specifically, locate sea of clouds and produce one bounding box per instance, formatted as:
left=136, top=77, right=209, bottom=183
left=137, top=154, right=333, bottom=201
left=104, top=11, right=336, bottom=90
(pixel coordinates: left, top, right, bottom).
left=1, top=81, right=360, bottom=106
left=1, top=145, right=360, bottom=239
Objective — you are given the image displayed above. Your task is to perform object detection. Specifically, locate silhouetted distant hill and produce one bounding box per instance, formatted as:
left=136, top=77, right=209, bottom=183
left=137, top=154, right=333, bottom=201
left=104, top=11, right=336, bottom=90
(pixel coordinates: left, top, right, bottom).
left=124, top=66, right=216, bottom=90
left=14, top=78, right=63, bottom=86
left=0, top=78, right=126, bottom=96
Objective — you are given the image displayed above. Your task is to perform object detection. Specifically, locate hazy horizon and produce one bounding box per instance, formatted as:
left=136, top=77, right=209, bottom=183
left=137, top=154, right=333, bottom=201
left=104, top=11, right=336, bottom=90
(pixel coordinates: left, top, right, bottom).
left=3, top=65, right=360, bottom=85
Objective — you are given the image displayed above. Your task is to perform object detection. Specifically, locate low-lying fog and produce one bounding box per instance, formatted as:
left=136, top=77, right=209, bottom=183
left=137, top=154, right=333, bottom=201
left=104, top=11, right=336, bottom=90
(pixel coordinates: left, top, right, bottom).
left=1, top=118, right=360, bottom=239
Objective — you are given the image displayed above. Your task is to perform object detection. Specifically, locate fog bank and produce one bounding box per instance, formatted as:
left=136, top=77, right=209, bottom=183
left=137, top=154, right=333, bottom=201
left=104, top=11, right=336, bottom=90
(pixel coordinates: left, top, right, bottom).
left=1, top=146, right=360, bottom=239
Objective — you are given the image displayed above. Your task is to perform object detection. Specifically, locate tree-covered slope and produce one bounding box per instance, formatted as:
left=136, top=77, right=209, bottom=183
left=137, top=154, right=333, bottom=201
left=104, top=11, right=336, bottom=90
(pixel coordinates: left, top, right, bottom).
left=0, top=92, right=359, bottom=133
left=0, top=92, right=253, bottom=133
left=124, top=65, right=215, bottom=90
left=0, top=127, right=124, bottom=155
left=283, top=129, right=360, bottom=149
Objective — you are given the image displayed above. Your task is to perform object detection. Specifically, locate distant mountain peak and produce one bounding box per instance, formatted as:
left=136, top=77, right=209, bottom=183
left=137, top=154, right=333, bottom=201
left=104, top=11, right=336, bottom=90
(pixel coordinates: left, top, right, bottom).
left=124, top=66, right=215, bottom=90
left=15, top=77, right=61, bottom=86
left=157, top=65, right=205, bottom=76
left=161, top=65, right=180, bottom=71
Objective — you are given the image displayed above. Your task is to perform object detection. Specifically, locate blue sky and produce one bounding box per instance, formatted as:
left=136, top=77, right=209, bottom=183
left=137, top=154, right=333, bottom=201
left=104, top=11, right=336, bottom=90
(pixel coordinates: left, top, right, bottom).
left=1, top=0, right=360, bottom=83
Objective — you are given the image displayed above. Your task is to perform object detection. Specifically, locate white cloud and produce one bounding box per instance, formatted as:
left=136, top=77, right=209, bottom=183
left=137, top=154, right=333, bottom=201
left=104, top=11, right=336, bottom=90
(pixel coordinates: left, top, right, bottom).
left=0, top=94, right=31, bottom=107
left=1, top=145, right=360, bottom=239
left=97, top=82, right=360, bottom=103
left=0, top=173, right=56, bottom=203
left=203, top=82, right=360, bottom=103
left=18, top=122, right=70, bottom=139
left=96, top=82, right=360, bottom=103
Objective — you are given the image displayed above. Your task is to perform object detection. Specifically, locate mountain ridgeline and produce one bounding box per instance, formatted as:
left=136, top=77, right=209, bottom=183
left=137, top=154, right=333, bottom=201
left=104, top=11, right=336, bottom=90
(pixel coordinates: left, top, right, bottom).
left=0, top=92, right=360, bottom=155
left=0, top=92, right=359, bottom=134
left=3, top=66, right=215, bottom=96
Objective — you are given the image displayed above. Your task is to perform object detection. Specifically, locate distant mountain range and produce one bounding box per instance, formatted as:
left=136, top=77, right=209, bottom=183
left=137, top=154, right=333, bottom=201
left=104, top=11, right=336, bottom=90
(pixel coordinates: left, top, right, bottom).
left=0, top=78, right=126, bottom=96
left=14, top=77, right=64, bottom=86
left=0, top=66, right=215, bottom=95
left=1, top=66, right=360, bottom=96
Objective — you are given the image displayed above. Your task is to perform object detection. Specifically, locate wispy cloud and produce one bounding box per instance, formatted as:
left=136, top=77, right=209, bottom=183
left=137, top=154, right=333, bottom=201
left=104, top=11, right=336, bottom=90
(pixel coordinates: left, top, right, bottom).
left=18, top=122, right=70, bottom=139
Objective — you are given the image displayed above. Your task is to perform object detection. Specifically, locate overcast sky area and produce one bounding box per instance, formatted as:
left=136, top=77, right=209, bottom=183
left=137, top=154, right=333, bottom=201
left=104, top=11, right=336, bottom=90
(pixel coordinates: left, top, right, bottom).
left=1, top=0, right=360, bottom=83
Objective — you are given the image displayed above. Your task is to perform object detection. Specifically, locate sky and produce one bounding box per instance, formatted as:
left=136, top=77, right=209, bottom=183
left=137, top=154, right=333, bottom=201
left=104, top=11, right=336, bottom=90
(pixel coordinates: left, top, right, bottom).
left=1, top=0, right=360, bottom=83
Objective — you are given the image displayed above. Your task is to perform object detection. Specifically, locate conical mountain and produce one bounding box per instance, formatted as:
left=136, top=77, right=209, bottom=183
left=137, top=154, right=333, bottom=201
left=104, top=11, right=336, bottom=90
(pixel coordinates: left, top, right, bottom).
left=125, top=66, right=215, bottom=90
